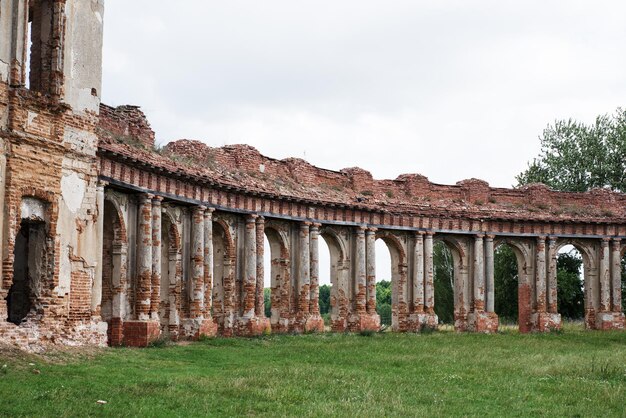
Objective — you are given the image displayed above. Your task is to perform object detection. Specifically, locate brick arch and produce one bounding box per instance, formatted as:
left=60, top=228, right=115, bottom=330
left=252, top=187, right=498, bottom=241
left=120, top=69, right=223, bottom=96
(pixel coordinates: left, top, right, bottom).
left=375, top=230, right=408, bottom=331
left=319, top=226, right=350, bottom=331
left=264, top=223, right=291, bottom=332
left=212, top=217, right=236, bottom=335
left=2, top=189, right=59, bottom=325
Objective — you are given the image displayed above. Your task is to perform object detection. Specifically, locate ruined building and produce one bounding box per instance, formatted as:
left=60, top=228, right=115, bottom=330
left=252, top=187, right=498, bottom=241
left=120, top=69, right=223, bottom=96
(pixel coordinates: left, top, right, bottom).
left=0, top=1, right=624, bottom=349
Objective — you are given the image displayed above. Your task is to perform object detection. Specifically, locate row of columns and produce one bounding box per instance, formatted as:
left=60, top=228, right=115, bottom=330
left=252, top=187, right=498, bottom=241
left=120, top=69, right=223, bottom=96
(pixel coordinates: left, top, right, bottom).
left=413, top=232, right=435, bottom=314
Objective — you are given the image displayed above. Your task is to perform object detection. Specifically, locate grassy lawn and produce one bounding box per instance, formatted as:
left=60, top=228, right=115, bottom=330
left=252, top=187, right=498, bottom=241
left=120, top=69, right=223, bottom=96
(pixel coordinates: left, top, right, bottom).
left=1, top=326, right=625, bottom=417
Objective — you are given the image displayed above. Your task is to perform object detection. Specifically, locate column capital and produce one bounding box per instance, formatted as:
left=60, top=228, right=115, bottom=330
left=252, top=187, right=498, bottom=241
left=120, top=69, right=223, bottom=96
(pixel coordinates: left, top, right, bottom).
left=548, top=236, right=557, bottom=245
left=485, top=234, right=495, bottom=240
left=246, top=214, right=258, bottom=223
left=366, top=227, right=377, bottom=235
left=152, top=195, right=164, bottom=204
left=97, top=179, right=109, bottom=189
left=536, top=235, right=547, bottom=242
left=255, top=215, right=265, bottom=224
left=475, top=233, right=485, bottom=239
left=204, top=207, right=215, bottom=214
left=612, top=237, right=622, bottom=248
left=425, top=230, right=435, bottom=237
left=300, top=221, right=312, bottom=228
left=416, top=230, right=426, bottom=237
left=138, top=193, right=154, bottom=204
left=310, top=223, right=321, bottom=232
left=601, top=237, right=611, bottom=244
left=357, top=225, right=367, bottom=233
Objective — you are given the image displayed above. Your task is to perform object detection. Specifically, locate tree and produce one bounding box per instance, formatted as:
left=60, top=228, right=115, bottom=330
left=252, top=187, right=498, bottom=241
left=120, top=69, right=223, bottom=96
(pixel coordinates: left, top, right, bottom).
left=319, top=284, right=331, bottom=315
left=517, top=106, right=626, bottom=314
left=264, top=288, right=271, bottom=318
left=494, top=245, right=518, bottom=322
left=516, top=108, right=626, bottom=192
left=433, top=242, right=454, bottom=324
left=376, top=280, right=392, bottom=326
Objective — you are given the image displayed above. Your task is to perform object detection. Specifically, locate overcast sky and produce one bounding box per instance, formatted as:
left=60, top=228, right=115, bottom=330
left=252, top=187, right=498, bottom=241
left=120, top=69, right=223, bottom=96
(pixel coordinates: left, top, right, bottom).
left=101, top=1, right=626, bottom=285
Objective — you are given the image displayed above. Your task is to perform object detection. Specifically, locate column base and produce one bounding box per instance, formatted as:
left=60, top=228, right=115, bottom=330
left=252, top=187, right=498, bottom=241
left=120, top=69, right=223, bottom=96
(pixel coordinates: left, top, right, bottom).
left=305, top=314, right=325, bottom=333
left=530, top=312, right=562, bottom=332
left=347, top=312, right=380, bottom=332
left=123, top=320, right=161, bottom=347
left=454, top=312, right=469, bottom=332
left=181, top=317, right=218, bottom=340
left=594, top=312, right=624, bottom=330
left=331, top=316, right=348, bottom=333
left=408, top=312, right=439, bottom=332
left=108, top=318, right=124, bottom=346
left=235, top=315, right=271, bottom=336
left=467, top=311, right=499, bottom=333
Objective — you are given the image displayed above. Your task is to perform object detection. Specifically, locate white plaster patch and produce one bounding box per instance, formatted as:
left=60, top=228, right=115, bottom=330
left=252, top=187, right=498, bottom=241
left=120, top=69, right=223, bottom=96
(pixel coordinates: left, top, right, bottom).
left=63, top=126, right=98, bottom=155
left=94, top=11, right=103, bottom=24
left=61, top=171, right=86, bottom=214
left=21, top=197, right=46, bottom=220
left=0, top=60, right=8, bottom=82
left=56, top=245, right=71, bottom=296
left=259, top=164, right=266, bottom=173
left=26, top=111, right=38, bottom=128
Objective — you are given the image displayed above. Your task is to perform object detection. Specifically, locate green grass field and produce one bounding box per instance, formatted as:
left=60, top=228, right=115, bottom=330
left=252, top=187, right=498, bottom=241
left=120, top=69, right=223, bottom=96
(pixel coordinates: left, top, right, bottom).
left=1, top=326, right=625, bottom=417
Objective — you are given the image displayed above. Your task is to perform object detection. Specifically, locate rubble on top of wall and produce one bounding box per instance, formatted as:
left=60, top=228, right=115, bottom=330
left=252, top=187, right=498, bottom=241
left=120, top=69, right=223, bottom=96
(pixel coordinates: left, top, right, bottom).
left=96, top=104, right=626, bottom=223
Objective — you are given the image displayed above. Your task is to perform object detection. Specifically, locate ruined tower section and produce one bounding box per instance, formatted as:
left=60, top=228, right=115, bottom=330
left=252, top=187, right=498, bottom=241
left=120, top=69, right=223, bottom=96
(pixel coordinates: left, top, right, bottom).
left=0, top=0, right=107, bottom=346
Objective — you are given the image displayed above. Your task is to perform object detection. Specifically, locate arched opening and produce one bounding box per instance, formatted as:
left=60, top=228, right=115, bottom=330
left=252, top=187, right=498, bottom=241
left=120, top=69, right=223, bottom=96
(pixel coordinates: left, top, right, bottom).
left=375, top=233, right=407, bottom=331
left=101, top=199, right=128, bottom=345
left=374, top=239, right=392, bottom=327
left=493, top=243, right=521, bottom=330
left=318, top=237, right=332, bottom=330
left=7, top=220, right=46, bottom=325
left=263, top=226, right=290, bottom=332
left=320, top=229, right=348, bottom=332
left=212, top=220, right=235, bottom=334
left=556, top=244, right=585, bottom=327
left=433, top=241, right=454, bottom=328
left=159, top=214, right=181, bottom=336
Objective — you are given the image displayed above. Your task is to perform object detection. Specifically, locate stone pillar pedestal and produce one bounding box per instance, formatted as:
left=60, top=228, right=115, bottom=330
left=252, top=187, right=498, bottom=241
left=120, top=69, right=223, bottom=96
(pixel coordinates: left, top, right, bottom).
left=594, top=312, right=625, bottom=330
left=123, top=320, right=161, bottom=347
left=408, top=312, right=439, bottom=332
left=467, top=311, right=499, bottom=333
left=531, top=312, right=562, bottom=332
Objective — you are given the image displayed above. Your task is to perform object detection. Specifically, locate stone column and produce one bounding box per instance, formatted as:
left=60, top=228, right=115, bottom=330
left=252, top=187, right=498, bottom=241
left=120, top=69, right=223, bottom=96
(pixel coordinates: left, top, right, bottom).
left=243, top=215, right=258, bottom=318
left=91, top=181, right=107, bottom=316
left=309, top=223, right=321, bottom=316
left=547, top=237, right=558, bottom=313
left=355, top=226, right=367, bottom=314
left=599, top=238, right=611, bottom=312
left=150, top=196, right=163, bottom=320
left=190, top=206, right=206, bottom=319
left=255, top=217, right=265, bottom=317
left=203, top=208, right=215, bottom=319
left=365, top=228, right=377, bottom=315
left=535, top=236, right=547, bottom=313
left=136, top=194, right=153, bottom=321
left=424, top=232, right=435, bottom=314
left=473, top=234, right=485, bottom=312
left=413, top=232, right=425, bottom=313
left=611, top=239, right=622, bottom=312
left=485, top=235, right=495, bottom=313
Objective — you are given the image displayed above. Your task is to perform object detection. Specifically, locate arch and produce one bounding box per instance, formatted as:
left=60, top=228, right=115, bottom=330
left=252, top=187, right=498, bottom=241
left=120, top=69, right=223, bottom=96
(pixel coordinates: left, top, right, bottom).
left=433, top=235, right=466, bottom=329
left=492, top=239, right=530, bottom=330
left=375, top=231, right=408, bottom=331
left=320, top=227, right=349, bottom=331
left=212, top=218, right=236, bottom=335
left=159, top=210, right=182, bottom=338
left=556, top=239, right=592, bottom=327
left=264, top=224, right=291, bottom=332
left=101, top=198, right=129, bottom=345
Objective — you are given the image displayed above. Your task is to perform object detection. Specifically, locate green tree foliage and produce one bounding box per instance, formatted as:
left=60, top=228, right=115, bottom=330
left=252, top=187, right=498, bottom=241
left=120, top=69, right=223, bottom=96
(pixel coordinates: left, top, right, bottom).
left=433, top=242, right=454, bottom=324
left=556, top=250, right=584, bottom=319
left=494, top=245, right=518, bottom=322
left=516, top=108, right=626, bottom=192
left=264, top=288, right=271, bottom=318
left=376, top=280, right=392, bottom=325
left=319, top=284, right=331, bottom=315
left=515, top=107, right=626, bottom=317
